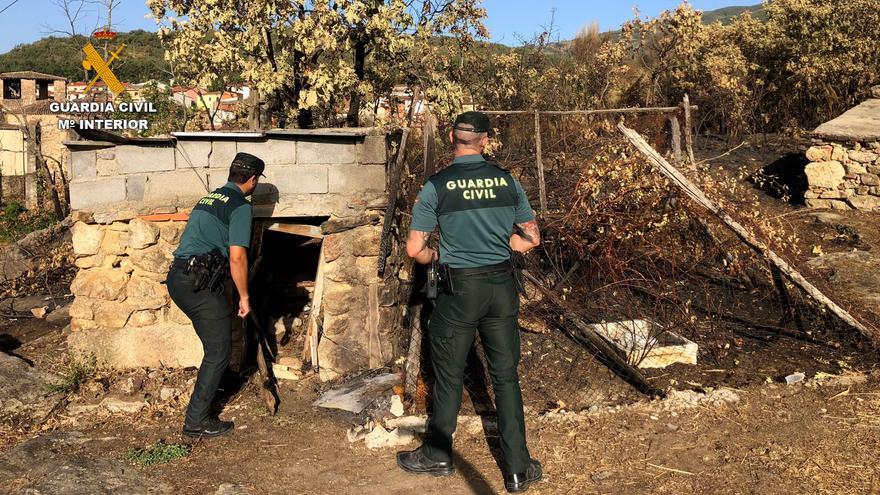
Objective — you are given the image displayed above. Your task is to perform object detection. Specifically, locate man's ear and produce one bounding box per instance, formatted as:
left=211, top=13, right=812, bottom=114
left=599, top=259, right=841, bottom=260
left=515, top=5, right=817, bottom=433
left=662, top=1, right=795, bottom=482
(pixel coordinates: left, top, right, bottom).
left=449, top=130, right=454, bottom=144
left=481, top=135, right=490, bottom=148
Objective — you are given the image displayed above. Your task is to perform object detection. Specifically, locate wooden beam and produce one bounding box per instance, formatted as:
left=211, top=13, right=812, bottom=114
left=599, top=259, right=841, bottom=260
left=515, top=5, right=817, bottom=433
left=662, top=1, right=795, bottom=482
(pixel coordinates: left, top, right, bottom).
left=534, top=110, right=547, bottom=215
left=618, top=123, right=877, bottom=341
left=378, top=126, right=413, bottom=276
left=367, top=283, right=382, bottom=368
left=303, top=242, right=327, bottom=366
left=267, top=222, right=323, bottom=239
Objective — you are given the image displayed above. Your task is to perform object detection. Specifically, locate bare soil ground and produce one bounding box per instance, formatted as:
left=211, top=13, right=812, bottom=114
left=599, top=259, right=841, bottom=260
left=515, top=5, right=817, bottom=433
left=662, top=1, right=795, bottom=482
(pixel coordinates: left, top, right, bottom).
left=3, top=315, right=879, bottom=495
left=2, top=134, right=880, bottom=494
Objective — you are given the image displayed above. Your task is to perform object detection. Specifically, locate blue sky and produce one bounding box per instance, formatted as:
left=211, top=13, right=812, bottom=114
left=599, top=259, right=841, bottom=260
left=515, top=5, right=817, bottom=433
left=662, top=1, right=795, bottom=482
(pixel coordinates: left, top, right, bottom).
left=0, top=0, right=758, bottom=54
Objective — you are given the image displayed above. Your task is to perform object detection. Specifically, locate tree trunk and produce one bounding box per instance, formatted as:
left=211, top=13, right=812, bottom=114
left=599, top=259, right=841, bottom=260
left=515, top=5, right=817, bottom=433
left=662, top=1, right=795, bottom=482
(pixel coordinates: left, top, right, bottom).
left=346, top=39, right=367, bottom=127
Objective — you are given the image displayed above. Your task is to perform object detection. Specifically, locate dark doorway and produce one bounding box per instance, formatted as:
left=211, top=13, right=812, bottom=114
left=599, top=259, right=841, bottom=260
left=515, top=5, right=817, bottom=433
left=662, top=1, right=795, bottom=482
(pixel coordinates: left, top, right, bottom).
left=751, top=153, right=810, bottom=205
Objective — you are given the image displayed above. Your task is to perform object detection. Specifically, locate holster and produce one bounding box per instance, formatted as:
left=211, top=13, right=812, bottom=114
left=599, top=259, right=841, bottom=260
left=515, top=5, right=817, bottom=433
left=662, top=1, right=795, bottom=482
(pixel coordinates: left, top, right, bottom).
left=185, top=249, right=229, bottom=293
left=426, top=260, right=455, bottom=300
left=427, top=259, right=439, bottom=300
left=438, top=263, right=454, bottom=295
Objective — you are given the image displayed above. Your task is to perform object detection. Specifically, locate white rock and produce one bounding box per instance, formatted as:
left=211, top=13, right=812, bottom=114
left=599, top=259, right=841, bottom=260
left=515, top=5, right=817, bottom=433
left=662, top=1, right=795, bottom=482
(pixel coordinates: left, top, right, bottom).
left=71, top=222, right=104, bottom=255
left=100, top=396, right=147, bottom=414
left=272, top=363, right=301, bottom=381
left=364, top=425, right=414, bottom=449
left=277, top=356, right=303, bottom=370
left=347, top=425, right=368, bottom=443
left=30, top=306, right=48, bottom=319
left=390, top=395, right=405, bottom=417
left=273, top=318, right=286, bottom=338
left=159, top=387, right=180, bottom=401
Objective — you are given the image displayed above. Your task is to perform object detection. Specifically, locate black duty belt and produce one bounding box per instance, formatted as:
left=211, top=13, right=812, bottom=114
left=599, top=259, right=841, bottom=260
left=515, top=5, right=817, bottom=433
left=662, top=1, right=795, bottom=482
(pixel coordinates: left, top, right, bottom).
left=449, top=260, right=512, bottom=277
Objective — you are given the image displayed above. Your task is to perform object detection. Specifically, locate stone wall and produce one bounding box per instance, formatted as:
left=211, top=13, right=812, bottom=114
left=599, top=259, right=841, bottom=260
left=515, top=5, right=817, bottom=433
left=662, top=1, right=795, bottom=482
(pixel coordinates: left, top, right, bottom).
left=317, top=222, right=396, bottom=381
left=64, top=130, right=394, bottom=378
left=67, top=212, right=200, bottom=368
left=804, top=140, right=880, bottom=211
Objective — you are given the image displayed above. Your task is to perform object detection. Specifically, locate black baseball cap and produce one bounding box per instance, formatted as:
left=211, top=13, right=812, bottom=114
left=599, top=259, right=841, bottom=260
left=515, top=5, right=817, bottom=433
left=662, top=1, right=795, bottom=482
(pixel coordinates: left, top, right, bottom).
left=453, top=111, right=491, bottom=133
left=230, top=152, right=266, bottom=178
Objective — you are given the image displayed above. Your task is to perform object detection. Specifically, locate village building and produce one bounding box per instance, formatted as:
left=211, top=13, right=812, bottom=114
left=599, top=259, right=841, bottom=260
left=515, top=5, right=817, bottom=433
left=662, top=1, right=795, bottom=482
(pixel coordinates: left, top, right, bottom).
left=0, top=71, right=71, bottom=207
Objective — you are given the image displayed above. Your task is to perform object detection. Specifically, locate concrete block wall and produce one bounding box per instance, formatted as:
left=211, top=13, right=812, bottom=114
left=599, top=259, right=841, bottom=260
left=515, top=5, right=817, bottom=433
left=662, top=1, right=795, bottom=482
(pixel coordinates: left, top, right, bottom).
left=66, top=129, right=389, bottom=216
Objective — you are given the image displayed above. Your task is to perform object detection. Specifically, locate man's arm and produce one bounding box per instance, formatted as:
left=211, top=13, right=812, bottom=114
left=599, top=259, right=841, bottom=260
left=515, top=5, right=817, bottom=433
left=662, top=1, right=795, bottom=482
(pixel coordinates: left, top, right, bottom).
left=510, top=219, right=541, bottom=253
left=228, top=204, right=253, bottom=318
left=229, top=246, right=250, bottom=317
left=406, top=229, right=438, bottom=265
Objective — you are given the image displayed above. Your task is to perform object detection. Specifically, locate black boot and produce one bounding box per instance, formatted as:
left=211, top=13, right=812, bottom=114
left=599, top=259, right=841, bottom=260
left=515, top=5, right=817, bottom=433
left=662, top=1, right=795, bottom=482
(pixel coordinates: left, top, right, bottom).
left=504, top=459, right=542, bottom=493
left=182, top=417, right=234, bottom=438
left=396, top=447, right=455, bottom=477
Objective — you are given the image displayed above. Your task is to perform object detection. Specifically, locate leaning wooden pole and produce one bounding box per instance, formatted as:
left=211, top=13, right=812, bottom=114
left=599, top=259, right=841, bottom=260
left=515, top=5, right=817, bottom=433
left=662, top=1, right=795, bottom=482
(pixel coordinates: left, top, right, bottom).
left=523, top=270, right=664, bottom=398
left=618, top=123, right=877, bottom=341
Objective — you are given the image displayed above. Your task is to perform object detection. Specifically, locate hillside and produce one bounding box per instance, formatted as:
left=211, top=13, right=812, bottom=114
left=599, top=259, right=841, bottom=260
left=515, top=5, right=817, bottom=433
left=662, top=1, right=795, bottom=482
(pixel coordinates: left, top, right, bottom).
left=0, top=3, right=765, bottom=83
left=0, top=30, right=168, bottom=83
left=702, top=4, right=766, bottom=24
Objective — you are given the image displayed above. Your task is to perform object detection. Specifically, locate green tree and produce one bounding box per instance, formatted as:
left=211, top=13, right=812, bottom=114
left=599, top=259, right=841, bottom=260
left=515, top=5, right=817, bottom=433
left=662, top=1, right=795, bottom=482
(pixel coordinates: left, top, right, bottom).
left=147, top=0, right=487, bottom=128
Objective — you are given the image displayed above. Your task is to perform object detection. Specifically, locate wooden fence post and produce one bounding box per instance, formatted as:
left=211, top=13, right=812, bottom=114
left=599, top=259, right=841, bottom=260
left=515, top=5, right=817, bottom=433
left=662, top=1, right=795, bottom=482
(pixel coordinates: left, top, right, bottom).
left=423, top=112, right=437, bottom=177
left=534, top=110, right=547, bottom=215
left=682, top=94, right=696, bottom=167
left=669, top=114, right=682, bottom=162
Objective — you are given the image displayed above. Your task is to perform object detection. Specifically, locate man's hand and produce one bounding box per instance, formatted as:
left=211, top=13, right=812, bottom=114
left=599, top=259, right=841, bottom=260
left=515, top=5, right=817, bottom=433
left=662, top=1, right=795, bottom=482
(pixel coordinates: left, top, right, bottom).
left=406, top=229, right=438, bottom=265
left=510, top=219, right=541, bottom=253
left=238, top=296, right=251, bottom=318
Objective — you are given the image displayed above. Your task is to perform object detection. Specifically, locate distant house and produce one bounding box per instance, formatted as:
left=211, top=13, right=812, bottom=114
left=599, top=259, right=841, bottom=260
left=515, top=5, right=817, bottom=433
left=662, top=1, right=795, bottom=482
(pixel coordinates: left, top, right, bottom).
left=124, top=82, right=168, bottom=102
left=229, top=85, right=251, bottom=100
left=0, top=71, right=67, bottom=106
left=0, top=71, right=70, bottom=206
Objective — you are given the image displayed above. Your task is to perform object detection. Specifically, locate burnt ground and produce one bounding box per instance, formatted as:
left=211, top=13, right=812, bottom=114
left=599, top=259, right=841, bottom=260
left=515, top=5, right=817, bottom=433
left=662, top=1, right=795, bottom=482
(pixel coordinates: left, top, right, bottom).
left=2, top=134, right=880, bottom=494
left=2, top=323, right=880, bottom=495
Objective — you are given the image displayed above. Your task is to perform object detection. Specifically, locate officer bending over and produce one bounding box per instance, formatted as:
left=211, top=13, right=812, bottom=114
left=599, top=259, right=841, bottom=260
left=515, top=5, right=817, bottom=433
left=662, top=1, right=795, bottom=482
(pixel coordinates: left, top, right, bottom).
left=396, top=112, right=544, bottom=493
left=166, top=152, right=265, bottom=438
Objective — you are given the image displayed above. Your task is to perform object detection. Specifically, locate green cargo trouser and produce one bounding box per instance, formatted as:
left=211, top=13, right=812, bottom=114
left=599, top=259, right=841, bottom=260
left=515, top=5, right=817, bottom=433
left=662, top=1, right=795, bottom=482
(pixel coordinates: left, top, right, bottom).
left=166, top=265, right=233, bottom=426
left=422, top=269, right=531, bottom=474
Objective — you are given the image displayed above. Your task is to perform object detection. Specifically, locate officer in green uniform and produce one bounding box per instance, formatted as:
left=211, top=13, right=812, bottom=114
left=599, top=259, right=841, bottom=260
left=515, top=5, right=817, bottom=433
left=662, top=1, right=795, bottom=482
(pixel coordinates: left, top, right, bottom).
left=396, top=112, right=544, bottom=493
left=166, top=152, right=264, bottom=438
